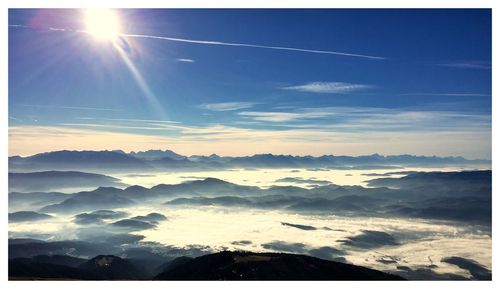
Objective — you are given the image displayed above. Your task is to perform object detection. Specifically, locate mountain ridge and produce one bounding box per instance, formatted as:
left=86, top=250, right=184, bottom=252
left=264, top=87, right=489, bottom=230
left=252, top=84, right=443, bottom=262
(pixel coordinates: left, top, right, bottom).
left=9, top=149, right=490, bottom=173
left=153, top=250, right=405, bottom=280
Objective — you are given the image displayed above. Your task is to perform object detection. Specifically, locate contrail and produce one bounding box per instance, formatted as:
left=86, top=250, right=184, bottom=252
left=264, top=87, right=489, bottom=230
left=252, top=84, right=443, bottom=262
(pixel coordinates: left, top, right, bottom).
left=16, top=104, right=121, bottom=111
left=9, top=24, right=385, bottom=60
left=121, top=33, right=385, bottom=60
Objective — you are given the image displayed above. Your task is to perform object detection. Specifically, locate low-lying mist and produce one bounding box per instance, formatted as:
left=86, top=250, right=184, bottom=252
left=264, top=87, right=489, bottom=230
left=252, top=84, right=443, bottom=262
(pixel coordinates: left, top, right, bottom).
left=8, top=164, right=492, bottom=280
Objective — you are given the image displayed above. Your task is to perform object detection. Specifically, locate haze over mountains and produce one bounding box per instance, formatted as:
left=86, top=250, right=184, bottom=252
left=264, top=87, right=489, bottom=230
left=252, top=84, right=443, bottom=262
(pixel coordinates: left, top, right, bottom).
left=9, top=149, right=490, bottom=173
left=9, top=171, right=125, bottom=192
left=9, top=170, right=489, bottom=226
left=7, top=149, right=492, bottom=281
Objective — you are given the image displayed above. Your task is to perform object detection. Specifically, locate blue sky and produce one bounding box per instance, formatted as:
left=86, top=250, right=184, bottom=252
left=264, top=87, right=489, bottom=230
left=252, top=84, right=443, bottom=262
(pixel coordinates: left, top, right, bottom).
left=8, top=9, right=492, bottom=158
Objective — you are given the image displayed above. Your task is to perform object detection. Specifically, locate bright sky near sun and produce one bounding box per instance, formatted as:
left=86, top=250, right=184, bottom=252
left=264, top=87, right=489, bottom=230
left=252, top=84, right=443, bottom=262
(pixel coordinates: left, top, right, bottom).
left=8, top=9, right=492, bottom=158
left=84, top=9, right=122, bottom=41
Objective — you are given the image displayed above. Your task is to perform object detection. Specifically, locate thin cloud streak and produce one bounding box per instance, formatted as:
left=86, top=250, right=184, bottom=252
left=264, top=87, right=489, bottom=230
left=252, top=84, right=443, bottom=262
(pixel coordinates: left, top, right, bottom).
left=199, top=102, right=258, bottom=111
left=78, top=117, right=180, bottom=124
left=237, top=107, right=491, bottom=133
left=66, top=106, right=492, bottom=136
left=61, top=123, right=177, bottom=131
left=282, top=82, right=373, bottom=93
left=176, top=58, right=195, bottom=63
left=238, top=111, right=331, bottom=122
left=400, top=93, right=490, bottom=97
left=15, top=104, right=121, bottom=111
left=58, top=106, right=492, bottom=138
left=437, top=62, right=491, bottom=70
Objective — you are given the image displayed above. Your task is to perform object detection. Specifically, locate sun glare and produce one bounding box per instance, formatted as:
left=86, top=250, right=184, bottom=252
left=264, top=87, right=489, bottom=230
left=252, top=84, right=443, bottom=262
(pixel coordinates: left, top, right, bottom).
left=84, top=9, right=121, bottom=41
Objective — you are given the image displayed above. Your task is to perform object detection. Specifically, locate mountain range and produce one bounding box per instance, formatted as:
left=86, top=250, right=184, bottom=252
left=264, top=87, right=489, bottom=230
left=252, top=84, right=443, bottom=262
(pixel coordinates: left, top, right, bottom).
left=9, top=150, right=490, bottom=172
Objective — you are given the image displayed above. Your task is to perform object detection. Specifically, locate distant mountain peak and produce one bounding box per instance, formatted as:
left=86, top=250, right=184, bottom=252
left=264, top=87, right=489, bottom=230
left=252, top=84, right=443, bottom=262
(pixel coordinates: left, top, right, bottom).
left=197, top=177, right=229, bottom=184
left=129, top=149, right=186, bottom=161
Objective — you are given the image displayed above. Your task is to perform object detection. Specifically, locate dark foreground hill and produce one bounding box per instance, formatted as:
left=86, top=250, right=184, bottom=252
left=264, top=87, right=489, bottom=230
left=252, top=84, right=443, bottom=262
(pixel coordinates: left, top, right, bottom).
left=9, top=255, right=146, bottom=280
left=9, top=251, right=404, bottom=280
left=78, top=255, right=147, bottom=280
left=154, top=251, right=405, bottom=280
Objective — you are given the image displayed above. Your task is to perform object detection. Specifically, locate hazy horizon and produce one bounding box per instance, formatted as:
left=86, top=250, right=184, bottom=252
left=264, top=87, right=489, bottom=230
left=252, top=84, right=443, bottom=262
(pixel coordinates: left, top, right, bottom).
left=7, top=147, right=493, bottom=160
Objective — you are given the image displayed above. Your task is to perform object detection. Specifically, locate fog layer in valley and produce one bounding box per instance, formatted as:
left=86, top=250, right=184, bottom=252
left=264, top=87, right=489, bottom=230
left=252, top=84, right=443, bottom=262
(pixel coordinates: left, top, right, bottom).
left=8, top=150, right=492, bottom=280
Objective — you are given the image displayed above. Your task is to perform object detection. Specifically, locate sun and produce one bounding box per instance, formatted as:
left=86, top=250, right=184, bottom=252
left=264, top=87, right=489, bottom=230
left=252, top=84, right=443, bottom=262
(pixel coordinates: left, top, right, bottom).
left=84, top=9, right=121, bottom=41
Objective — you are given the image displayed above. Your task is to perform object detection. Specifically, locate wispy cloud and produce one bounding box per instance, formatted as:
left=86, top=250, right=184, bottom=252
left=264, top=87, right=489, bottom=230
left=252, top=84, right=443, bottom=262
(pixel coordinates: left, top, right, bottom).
left=77, top=117, right=180, bottom=124
left=61, top=123, right=177, bottom=131
left=9, top=118, right=491, bottom=158
left=437, top=62, right=491, bottom=70
left=198, top=102, right=258, bottom=111
left=176, top=58, right=195, bottom=63
left=238, top=109, right=336, bottom=122
left=8, top=105, right=492, bottom=158
left=15, top=104, right=121, bottom=111
left=237, top=106, right=491, bottom=133
left=282, top=82, right=373, bottom=94
left=238, top=112, right=303, bottom=122
left=400, top=93, right=490, bottom=97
